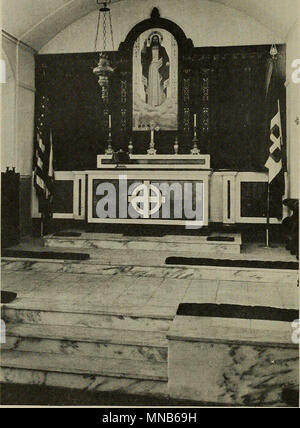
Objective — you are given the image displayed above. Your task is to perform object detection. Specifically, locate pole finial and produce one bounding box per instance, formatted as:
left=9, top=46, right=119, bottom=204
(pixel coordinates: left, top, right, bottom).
left=270, top=44, right=278, bottom=59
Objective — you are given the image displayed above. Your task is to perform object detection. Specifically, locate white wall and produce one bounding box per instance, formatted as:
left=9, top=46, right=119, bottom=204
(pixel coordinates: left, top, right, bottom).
left=40, top=0, right=283, bottom=54
left=1, top=48, right=16, bottom=171
left=2, top=0, right=297, bottom=200
left=286, top=18, right=300, bottom=199
left=1, top=35, right=36, bottom=236
left=1, top=35, right=35, bottom=175
left=39, top=0, right=299, bottom=200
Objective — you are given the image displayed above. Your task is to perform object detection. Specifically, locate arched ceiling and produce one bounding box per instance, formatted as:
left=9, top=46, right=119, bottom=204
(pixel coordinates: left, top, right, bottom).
left=2, top=0, right=299, bottom=51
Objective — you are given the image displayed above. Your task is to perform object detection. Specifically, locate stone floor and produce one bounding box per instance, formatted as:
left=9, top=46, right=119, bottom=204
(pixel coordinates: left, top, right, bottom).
left=2, top=244, right=298, bottom=313
left=6, top=236, right=298, bottom=264
left=2, top=271, right=189, bottom=315
left=1, top=237, right=299, bottom=406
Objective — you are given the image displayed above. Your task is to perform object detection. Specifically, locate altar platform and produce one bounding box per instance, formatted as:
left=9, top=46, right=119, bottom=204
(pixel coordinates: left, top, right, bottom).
left=32, top=156, right=285, bottom=228
left=1, top=233, right=298, bottom=406
left=2, top=230, right=299, bottom=264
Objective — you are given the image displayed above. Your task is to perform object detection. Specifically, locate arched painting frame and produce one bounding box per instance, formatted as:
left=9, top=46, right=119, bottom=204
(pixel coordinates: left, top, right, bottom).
left=118, top=8, right=193, bottom=138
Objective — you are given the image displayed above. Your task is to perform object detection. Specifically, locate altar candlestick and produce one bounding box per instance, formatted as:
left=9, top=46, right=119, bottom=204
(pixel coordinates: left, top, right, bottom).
left=191, top=114, right=200, bottom=155
left=193, top=113, right=198, bottom=138
left=147, top=128, right=156, bottom=155
left=174, top=136, right=179, bottom=155
left=128, top=139, right=133, bottom=155
left=105, top=133, right=113, bottom=155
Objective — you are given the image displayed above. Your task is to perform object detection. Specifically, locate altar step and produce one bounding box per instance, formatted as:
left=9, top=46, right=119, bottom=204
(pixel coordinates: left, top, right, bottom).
left=1, top=350, right=168, bottom=384
left=43, top=232, right=242, bottom=256
left=2, top=257, right=298, bottom=284
left=2, top=257, right=298, bottom=403
left=3, top=324, right=168, bottom=362
left=2, top=301, right=173, bottom=332
left=1, top=302, right=170, bottom=396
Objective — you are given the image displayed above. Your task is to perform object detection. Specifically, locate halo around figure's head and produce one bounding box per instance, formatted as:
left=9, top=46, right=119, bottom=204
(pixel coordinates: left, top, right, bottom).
left=147, top=31, right=163, bottom=46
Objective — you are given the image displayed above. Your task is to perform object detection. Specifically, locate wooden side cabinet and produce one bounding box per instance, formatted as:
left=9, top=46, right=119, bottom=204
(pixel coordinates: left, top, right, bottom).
left=282, top=199, right=299, bottom=259
left=1, top=168, right=20, bottom=248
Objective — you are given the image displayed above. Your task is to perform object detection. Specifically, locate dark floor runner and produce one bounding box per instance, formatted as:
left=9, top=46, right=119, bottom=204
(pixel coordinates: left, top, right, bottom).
left=122, top=230, right=166, bottom=237
left=177, top=303, right=299, bottom=322
left=206, top=236, right=235, bottom=242
left=0, top=383, right=221, bottom=407
left=1, top=291, right=17, bottom=303
left=53, top=232, right=82, bottom=237
left=2, top=249, right=90, bottom=261
left=165, top=256, right=299, bottom=270
left=1, top=382, right=297, bottom=407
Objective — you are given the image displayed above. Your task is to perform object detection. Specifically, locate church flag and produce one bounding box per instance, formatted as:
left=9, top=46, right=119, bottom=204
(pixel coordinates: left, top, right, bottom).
left=264, top=98, right=283, bottom=183
left=263, top=57, right=285, bottom=218
left=33, top=95, right=54, bottom=233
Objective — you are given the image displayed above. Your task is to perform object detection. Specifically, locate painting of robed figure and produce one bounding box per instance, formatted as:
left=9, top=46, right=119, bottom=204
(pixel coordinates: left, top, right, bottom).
left=133, top=29, right=178, bottom=131
left=141, top=34, right=170, bottom=107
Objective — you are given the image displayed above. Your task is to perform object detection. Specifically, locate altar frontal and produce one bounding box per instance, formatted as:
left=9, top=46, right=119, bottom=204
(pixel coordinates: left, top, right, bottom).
left=88, top=170, right=208, bottom=227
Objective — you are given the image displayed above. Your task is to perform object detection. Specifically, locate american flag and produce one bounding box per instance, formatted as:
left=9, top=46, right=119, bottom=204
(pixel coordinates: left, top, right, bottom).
left=33, top=94, right=54, bottom=230
left=264, top=56, right=285, bottom=218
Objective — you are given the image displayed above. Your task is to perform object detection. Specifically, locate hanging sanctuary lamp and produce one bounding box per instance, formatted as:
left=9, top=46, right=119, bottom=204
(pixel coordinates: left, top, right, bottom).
left=92, top=1, right=115, bottom=154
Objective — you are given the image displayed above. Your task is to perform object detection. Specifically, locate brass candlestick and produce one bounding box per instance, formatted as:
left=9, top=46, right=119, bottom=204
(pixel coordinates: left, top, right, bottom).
left=105, top=130, right=113, bottom=155
left=147, top=134, right=157, bottom=155
left=190, top=135, right=200, bottom=155
left=147, top=122, right=158, bottom=155
left=190, top=116, right=200, bottom=155
left=128, top=139, right=133, bottom=155
left=174, top=136, right=179, bottom=154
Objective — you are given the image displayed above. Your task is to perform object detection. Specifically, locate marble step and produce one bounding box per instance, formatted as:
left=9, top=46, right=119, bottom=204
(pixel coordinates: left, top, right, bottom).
left=1, top=366, right=168, bottom=399
left=2, top=301, right=173, bottom=332
left=44, top=232, right=241, bottom=255
left=0, top=350, right=168, bottom=382
left=3, top=324, right=168, bottom=362
left=2, top=258, right=298, bottom=284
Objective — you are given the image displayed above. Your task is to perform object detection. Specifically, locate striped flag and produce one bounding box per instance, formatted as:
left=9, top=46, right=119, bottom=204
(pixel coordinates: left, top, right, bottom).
left=264, top=57, right=285, bottom=218
left=33, top=95, right=54, bottom=230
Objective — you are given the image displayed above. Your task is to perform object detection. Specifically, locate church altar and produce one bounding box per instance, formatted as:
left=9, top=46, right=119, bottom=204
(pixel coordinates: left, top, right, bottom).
left=97, top=154, right=210, bottom=169
left=31, top=8, right=286, bottom=230
left=87, top=154, right=211, bottom=226
left=32, top=166, right=281, bottom=227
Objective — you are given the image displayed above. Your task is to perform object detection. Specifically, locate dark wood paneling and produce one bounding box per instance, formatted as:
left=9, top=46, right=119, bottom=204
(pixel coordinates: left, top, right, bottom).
left=52, top=180, right=74, bottom=214
left=241, top=182, right=268, bottom=217
left=19, top=176, right=32, bottom=237
left=240, top=181, right=282, bottom=218
left=35, top=24, right=285, bottom=171
left=1, top=169, right=20, bottom=247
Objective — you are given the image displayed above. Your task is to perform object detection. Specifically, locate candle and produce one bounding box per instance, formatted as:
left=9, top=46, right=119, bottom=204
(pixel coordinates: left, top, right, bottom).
left=151, top=129, right=154, bottom=143
left=108, top=114, right=112, bottom=129
left=194, top=114, right=197, bottom=128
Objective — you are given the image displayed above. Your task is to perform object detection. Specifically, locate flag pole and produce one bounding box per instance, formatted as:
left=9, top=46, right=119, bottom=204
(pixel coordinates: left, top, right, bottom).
left=266, top=182, right=270, bottom=247
left=41, top=213, right=44, bottom=238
